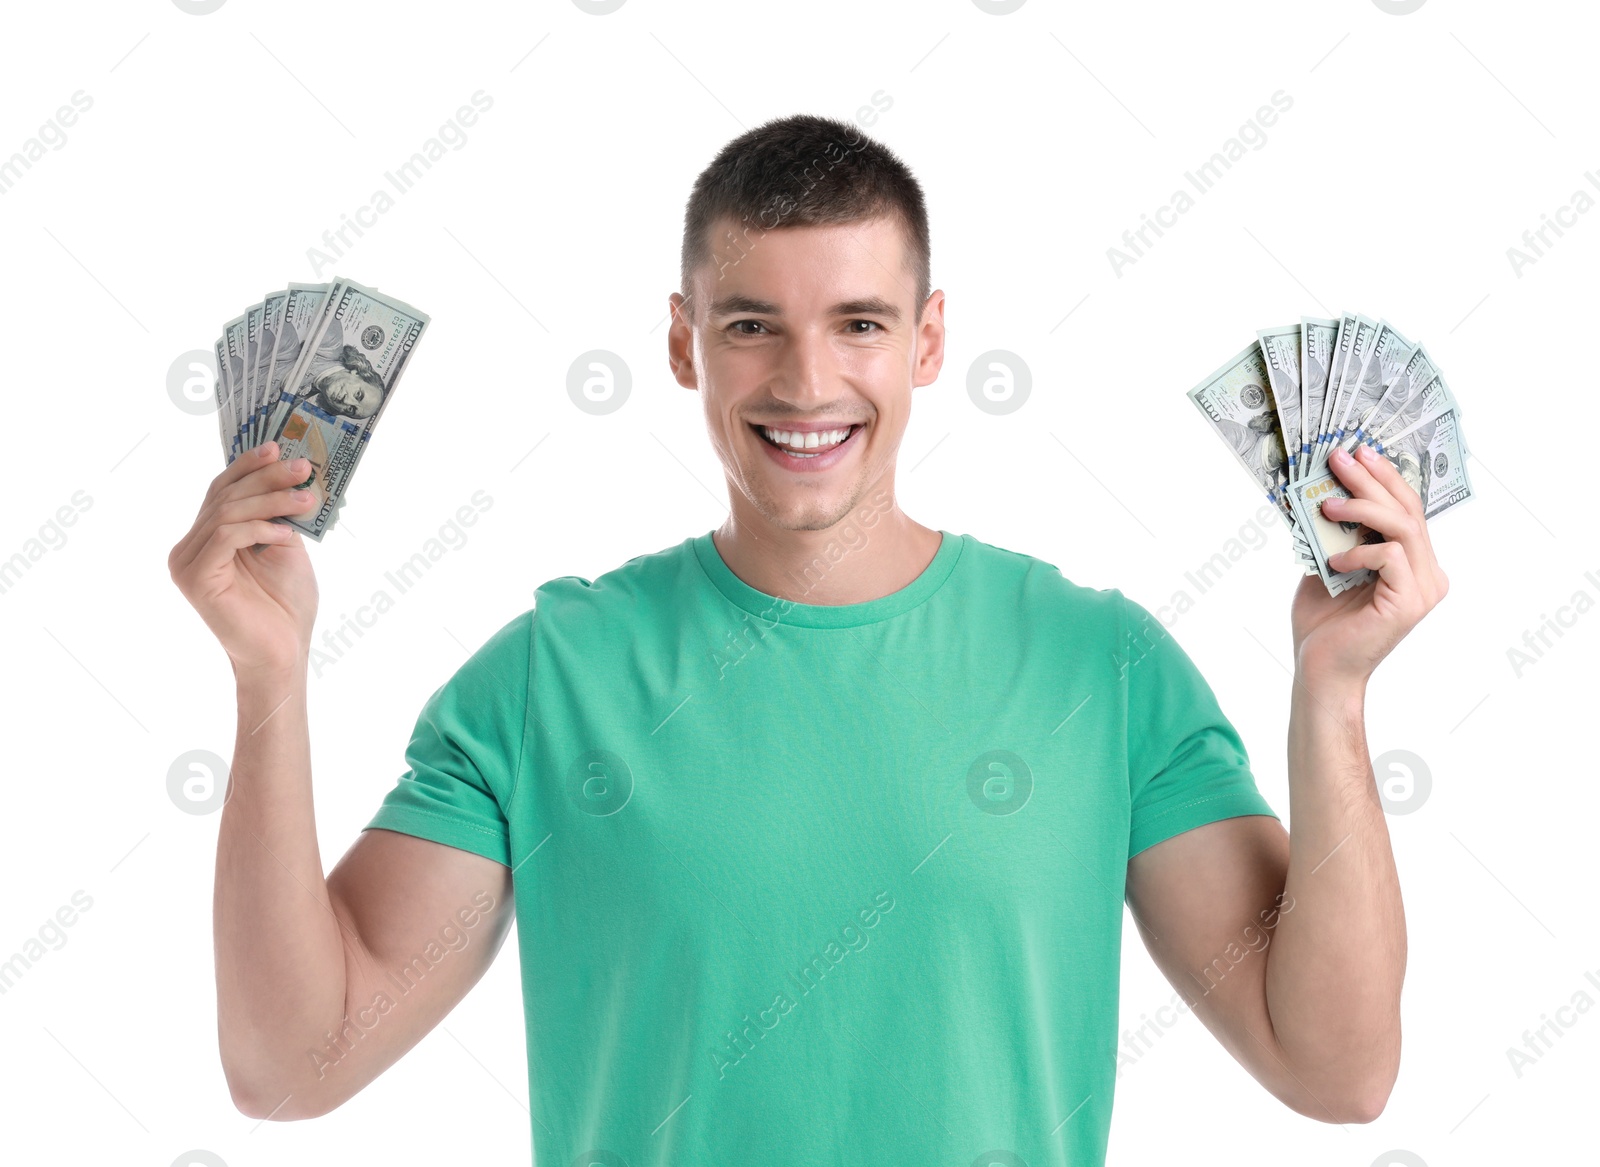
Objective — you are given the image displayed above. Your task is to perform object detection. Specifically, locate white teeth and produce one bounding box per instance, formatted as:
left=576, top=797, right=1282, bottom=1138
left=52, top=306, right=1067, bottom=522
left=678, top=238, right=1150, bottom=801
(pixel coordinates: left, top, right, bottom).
left=761, top=426, right=852, bottom=452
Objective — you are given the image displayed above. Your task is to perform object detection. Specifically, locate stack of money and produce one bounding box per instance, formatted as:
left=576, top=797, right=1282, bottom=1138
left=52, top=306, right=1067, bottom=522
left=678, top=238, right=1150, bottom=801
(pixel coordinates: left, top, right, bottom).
left=1188, top=313, right=1474, bottom=595
left=212, top=277, right=430, bottom=541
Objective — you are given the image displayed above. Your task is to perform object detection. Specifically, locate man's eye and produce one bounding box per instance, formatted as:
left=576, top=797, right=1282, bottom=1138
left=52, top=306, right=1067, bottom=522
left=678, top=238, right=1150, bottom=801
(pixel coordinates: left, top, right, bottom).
left=848, top=320, right=883, bottom=334
left=729, top=320, right=767, bottom=335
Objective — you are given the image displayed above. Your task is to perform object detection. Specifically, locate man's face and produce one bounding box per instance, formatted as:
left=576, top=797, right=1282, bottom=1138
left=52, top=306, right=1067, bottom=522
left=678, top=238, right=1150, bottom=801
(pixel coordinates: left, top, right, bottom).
left=319, top=368, right=381, bottom=419
left=669, top=214, right=945, bottom=533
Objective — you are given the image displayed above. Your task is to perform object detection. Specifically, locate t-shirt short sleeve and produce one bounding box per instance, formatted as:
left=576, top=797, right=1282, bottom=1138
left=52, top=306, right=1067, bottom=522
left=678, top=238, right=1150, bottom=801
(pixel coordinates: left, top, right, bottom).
left=361, top=608, right=534, bottom=867
left=1119, top=593, right=1279, bottom=858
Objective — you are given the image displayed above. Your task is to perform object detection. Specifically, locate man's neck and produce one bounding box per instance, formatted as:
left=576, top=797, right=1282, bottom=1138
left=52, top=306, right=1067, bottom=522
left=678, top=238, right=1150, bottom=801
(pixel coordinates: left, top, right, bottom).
left=711, top=507, right=943, bottom=607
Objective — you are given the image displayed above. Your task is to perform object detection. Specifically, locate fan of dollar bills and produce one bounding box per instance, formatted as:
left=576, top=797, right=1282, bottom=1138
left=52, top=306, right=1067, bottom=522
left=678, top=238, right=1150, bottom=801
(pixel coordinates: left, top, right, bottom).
left=212, top=277, right=430, bottom=541
left=1188, top=313, right=1474, bottom=596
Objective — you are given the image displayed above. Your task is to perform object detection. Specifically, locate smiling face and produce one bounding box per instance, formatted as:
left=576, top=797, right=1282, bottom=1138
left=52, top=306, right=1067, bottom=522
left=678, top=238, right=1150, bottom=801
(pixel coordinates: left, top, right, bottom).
left=669, top=213, right=945, bottom=533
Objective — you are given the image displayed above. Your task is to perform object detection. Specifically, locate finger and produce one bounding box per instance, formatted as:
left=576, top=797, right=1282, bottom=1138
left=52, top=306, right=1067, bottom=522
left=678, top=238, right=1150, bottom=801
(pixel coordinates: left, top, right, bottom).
left=1317, top=493, right=1418, bottom=547
left=207, top=441, right=281, bottom=502
left=1327, top=444, right=1403, bottom=509
left=1327, top=539, right=1419, bottom=601
left=176, top=457, right=311, bottom=573
left=1352, top=441, right=1426, bottom=522
left=176, top=445, right=288, bottom=562
left=1345, top=443, right=1448, bottom=595
left=189, top=519, right=297, bottom=585
left=214, top=483, right=319, bottom=529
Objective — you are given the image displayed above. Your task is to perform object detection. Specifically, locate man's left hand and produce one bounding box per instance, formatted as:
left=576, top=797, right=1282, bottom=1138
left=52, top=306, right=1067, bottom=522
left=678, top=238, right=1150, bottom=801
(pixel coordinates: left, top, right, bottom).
left=1290, top=442, right=1451, bottom=692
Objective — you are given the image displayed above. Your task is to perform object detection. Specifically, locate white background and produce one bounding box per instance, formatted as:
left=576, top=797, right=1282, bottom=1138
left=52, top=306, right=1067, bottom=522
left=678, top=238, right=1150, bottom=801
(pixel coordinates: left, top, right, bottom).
left=0, top=1, right=1594, bottom=1164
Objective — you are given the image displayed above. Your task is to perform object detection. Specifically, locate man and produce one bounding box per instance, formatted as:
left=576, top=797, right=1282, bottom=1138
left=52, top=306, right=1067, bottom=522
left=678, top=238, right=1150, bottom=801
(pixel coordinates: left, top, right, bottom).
left=169, top=113, right=1448, bottom=1166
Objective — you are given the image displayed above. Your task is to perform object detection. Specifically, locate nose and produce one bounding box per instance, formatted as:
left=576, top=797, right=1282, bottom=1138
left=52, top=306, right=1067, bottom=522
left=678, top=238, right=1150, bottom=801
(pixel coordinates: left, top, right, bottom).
left=768, top=326, right=834, bottom=410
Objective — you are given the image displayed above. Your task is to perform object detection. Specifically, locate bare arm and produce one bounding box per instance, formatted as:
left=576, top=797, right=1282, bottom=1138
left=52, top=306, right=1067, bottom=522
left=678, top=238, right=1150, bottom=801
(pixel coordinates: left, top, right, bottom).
left=1126, top=440, right=1451, bottom=1124
left=1125, top=682, right=1404, bottom=1125
left=171, top=442, right=513, bottom=1120
left=218, top=672, right=514, bottom=1120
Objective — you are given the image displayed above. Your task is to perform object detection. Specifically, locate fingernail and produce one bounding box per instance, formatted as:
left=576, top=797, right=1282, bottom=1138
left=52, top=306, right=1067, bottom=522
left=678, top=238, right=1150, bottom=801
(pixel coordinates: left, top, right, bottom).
left=1332, top=447, right=1351, bottom=464
left=1357, top=444, right=1376, bottom=459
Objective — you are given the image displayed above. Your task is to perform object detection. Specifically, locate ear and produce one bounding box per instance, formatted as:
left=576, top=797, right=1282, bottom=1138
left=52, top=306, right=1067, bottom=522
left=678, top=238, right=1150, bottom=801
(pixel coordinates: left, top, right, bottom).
left=668, top=292, right=699, bottom=391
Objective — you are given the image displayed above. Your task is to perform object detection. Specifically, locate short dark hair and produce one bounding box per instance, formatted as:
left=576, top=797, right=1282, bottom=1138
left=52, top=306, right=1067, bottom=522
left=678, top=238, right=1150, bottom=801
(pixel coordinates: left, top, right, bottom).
left=679, top=113, right=931, bottom=323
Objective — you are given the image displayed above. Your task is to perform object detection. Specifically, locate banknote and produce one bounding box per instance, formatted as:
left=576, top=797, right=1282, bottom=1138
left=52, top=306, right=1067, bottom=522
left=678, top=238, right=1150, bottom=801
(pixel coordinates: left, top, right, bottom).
left=1326, top=318, right=1415, bottom=470
left=265, top=278, right=429, bottom=541
left=258, top=282, right=331, bottom=458
left=1253, top=324, right=1317, bottom=566
left=1312, top=314, right=1380, bottom=476
left=222, top=315, right=249, bottom=462
left=1283, top=473, right=1381, bottom=595
left=213, top=334, right=233, bottom=465
left=1187, top=341, right=1294, bottom=527
left=1344, top=343, right=1448, bottom=454
left=1256, top=325, right=1303, bottom=480
left=1193, top=311, right=1473, bottom=595
left=249, top=292, right=288, bottom=449
left=1310, top=312, right=1359, bottom=473
left=1297, top=316, right=1339, bottom=482
left=206, top=276, right=427, bottom=541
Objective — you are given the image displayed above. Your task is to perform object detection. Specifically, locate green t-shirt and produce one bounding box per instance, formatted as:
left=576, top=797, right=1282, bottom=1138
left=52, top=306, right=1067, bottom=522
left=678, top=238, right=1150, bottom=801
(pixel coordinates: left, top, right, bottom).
left=363, top=528, right=1278, bottom=1166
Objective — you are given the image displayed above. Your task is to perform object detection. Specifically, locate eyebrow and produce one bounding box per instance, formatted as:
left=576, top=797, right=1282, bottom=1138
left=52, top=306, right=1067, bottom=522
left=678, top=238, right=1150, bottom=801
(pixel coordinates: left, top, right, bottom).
left=707, top=293, right=902, bottom=323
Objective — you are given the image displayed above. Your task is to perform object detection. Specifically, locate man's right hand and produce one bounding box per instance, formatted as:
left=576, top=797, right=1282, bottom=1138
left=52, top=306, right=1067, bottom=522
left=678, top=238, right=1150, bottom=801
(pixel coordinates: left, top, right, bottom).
left=169, top=441, right=321, bottom=679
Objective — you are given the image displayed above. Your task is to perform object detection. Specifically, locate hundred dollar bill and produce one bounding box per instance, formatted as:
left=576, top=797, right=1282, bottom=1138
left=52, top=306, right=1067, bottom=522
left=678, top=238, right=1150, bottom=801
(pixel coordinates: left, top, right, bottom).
left=1366, top=400, right=1474, bottom=520
left=1297, top=315, right=1339, bottom=483
left=1309, top=312, right=1357, bottom=472
left=1340, top=344, right=1451, bottom=456
left=223, top=315, right=249, bottom=463
left=213, top=335, right=233, bottom=464
left=1284, top=473, right=1382, bottom=595
left=248, top=292, right=288, bottom=449
left=266, top=278, right=429, bottom=541
left=1328, top=318, right=1415, bottom=465
left=1312, top=314, right=1380, bottom=476
left=261, top=283, right=331, bottom=451
left=244, top=302, right=264, bottom=458
left=1256, top=324, right=1304, bottom=481
left=1188, top=341, right=1297, bottom=535
left=1254, top=324, right=1317, bottom=566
